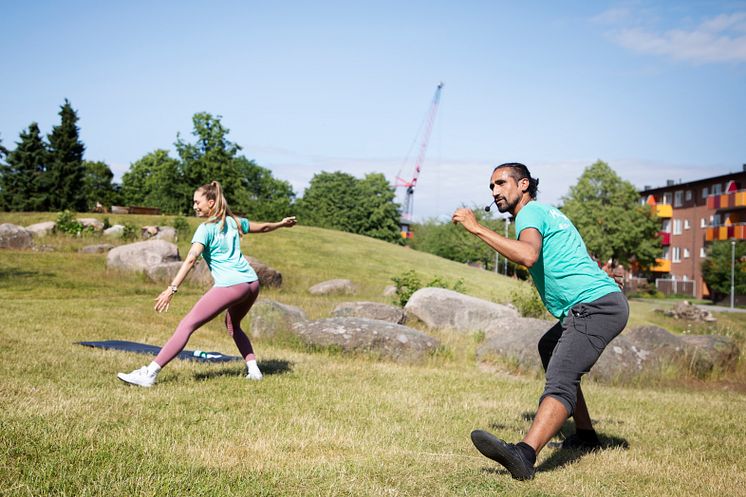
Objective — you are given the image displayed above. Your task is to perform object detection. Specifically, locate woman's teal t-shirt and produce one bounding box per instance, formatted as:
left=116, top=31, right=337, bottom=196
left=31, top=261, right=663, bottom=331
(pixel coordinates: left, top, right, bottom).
left=191, top=217, right=258, bottom=287
left=514, top=201, right=620, bottom=318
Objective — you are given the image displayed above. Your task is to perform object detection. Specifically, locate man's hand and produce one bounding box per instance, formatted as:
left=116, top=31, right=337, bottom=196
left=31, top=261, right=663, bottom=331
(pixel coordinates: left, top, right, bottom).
left=603, top=264, right=625, bottom=291
left=451, top=208, right=480, bottom=233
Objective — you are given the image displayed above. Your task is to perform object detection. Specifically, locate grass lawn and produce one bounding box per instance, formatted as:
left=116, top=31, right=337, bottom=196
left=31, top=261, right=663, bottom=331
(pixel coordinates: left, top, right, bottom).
left=2, top=213, right=746, bottom=496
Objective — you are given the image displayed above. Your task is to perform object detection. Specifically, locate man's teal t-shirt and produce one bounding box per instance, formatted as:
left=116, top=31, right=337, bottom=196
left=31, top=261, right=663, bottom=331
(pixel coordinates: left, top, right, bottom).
left=514, top=201, right=620, bottom=318
left=191, top=217, right=258, bottom=287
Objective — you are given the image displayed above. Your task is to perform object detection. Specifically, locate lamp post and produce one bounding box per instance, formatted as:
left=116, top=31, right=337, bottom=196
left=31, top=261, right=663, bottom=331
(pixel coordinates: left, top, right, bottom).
left=731, top=240, right=736, bottom=309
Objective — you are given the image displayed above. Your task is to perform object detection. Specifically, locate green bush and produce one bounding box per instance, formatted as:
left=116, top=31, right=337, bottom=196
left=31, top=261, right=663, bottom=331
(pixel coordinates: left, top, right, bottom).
left=55, top=211, right=88, bottom=236
left=122, top=222, right=139, bottom=241
left=510, top=285, right=548, bottom=318
left=391, top=270, right=467, bottom=307
left=172, top=215, right=190, bottom=240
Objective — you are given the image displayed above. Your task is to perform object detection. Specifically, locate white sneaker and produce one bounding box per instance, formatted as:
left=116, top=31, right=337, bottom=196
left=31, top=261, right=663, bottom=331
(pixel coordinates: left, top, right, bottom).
left=246, top=361, right=263, bottom=381
left=117, top=366, right=157, bottom=387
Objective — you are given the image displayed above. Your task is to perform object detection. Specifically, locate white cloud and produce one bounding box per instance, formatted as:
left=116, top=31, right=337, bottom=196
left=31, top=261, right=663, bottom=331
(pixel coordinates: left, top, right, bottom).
left=602, top=10, right=746, bottom=63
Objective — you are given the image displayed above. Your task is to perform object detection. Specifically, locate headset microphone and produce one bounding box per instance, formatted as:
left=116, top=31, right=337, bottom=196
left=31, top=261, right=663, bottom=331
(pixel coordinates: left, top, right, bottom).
left=484, top=199, right=496, bottom=212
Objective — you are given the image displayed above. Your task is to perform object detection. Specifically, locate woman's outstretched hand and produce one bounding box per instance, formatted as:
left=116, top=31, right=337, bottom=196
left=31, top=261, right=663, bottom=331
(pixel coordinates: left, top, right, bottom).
left=280, top=216, right=297, bottom=228
left=154, top=288, right=175, bottom=313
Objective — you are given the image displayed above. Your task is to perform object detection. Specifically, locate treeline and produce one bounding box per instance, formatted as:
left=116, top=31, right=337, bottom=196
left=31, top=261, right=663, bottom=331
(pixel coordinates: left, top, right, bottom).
left=0, top=101, right=404, bottom=243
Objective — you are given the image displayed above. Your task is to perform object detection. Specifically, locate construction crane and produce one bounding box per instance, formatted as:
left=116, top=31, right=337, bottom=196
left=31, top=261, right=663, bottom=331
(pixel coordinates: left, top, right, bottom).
left=394, top=82, right=444, bottom=239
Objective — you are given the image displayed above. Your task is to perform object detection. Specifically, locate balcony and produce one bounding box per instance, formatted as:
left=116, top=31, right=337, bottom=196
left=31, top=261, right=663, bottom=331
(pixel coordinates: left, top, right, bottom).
left=651, top=258, right=671, bottom=273
left=658, top=231, right=671, bottom=246
left=655, top=204, right=672, bottom=218
left=705, top=223, right=746, bottom=241
left=707, top=189, right=746, bottom=210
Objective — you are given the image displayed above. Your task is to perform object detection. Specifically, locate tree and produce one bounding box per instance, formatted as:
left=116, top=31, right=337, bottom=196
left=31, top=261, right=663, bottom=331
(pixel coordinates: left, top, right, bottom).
left=47, top=99, right=86, bottom=211
left=410, top=207, right=522, bottom=272
left=121, top=150, right=187, bottom=214
left=701, top=241, right=746, bottom=303
left=297, top=171, right=402, bottom=243
left=560, top=160, right=660, bottom=268
left=83, top=161, right=120, bottom=210
left=176, top=112, right=243, bottom=200
left=233, top=157, right=295, bottom=220
left=0, top=123, right=49, bottom=211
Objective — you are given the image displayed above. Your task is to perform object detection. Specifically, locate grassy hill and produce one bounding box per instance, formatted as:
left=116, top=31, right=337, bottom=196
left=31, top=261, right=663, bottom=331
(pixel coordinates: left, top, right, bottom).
left=1, top=212, right=745, bottom=496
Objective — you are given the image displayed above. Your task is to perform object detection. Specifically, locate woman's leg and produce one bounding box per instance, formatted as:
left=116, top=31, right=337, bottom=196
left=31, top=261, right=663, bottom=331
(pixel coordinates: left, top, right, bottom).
left=154, top=284, right=252, bottom=368
left=224, top=280, right=260, bottom=361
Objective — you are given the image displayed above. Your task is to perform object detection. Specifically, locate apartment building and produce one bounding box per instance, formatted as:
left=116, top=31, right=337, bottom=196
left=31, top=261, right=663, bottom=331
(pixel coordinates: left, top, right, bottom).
left=638, top=165, right=746, bottom=299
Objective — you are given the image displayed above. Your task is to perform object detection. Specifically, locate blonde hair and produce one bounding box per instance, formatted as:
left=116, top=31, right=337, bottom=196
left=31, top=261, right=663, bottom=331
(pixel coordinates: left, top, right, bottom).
left=196, top=181, right=243, bottom=236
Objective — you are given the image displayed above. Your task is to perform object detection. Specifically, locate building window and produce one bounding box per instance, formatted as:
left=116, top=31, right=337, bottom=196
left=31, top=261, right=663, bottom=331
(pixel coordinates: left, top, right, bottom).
left=662, top=219, right=671, bottom=233
left=701, top=218, right=707, bottom=228
left=684, top=248, right=690, bottom=258
left=713, top=214, right=721, bottom=226
left=662, top=192, right=672, bottom=205
left=673, top=219, right=682, bottom=235
left=685, top=190, right=692, bottom=201
left=702, top=186, right=709, bottom=199
left=684, top=219, right=690, bottom=230
left=662, top=246, right=670, bottom=260
left=672, top=247, right=681, bottom=263
left=700, top=247, right=707, bottom=258
left=712, top=183, right=722, bottom=195
left=674, top=191, right=683, bottom=207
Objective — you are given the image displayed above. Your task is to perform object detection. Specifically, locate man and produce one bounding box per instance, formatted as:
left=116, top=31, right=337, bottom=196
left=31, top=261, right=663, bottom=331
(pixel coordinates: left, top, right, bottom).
left=452, top=163, right=628, bottom=480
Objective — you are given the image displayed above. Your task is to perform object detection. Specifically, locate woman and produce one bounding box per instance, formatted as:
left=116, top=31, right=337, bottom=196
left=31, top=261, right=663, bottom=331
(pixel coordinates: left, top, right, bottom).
left=117, top=181, right=296, bottom=387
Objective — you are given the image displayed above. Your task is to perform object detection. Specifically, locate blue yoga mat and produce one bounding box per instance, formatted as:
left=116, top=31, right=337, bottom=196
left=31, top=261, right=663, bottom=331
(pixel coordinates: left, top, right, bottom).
left=77, top=340, right=242, bottom=363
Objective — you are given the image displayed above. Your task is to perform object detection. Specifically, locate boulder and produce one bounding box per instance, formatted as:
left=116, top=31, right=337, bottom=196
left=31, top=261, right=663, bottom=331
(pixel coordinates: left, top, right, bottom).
left=405, top=287, right=519, bottom=334
left=679, top=334, right=740, bottom=376
left=145, top=260, right=212, bottom=286
left=106, top=240, right=179, bottom=272
left=332, top=301, right=407, bottom=324
left=292, top=317, right=440, bottom=363
left=249, top=299, right=308, bottom=338
left=656, top=301, right=716, bottom=322
left=383, top=285, right=397, bottom=297
left=246, top=256, right=282, bottom=288
left=153, top=226, right=177, bottom=242
left=79, top=244, right=115, bottom=254
left=77, top=218, right=104, bottom=231
left=103, top=225, right=125, bottom=237
left=141, top=226, right=159, bottom=239
left=309, top=279, right=356, bottom=295
left=476, top=318, right=552, bottom=371
left=25, top=221, right=56, bottom=237
left=0, top=224, right=33, bottom=249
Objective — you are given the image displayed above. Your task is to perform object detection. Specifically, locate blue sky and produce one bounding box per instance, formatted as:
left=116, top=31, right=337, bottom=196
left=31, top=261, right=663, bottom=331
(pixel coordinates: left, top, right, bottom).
left=2, top=1, right=745, bottom=221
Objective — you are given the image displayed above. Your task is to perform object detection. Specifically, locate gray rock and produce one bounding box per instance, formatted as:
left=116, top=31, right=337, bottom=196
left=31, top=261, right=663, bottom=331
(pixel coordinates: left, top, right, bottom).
left=405, top=287, right=519, bottom=333
left=383, top=285, right=397, bottom=297
left=476, top=317, right=553, bottom=371
left=153, top=226, right=177, bottom=242
left=79, top=244, right=115, bottom=254
left=679, top=334, right=740, bottom=376
left=26, top=221, right=56, bottom=237
left=77, top=218, right=104, bottom=231
left=145, top=260, right=213, bottom=286
left=249, top=299, right=308, bottom=338
left=309, top=279, right=356, bottom=295
left=292, top=317, right=440, bottom=363
left=246, top=256, right=282, bottom=288
left=103, top=225, right=124, bottom=237
left=0, top=223, right=33, bottom=249
left=332, top=301, right=407, bottom=324
left=106, top=240, right=179, bottom=272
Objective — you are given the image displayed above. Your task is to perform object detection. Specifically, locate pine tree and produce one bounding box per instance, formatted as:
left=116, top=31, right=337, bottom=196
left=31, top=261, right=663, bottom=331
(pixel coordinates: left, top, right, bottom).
left=0, top=123, right=49, bottom=211
left=47, top=99, right=86, bottom=211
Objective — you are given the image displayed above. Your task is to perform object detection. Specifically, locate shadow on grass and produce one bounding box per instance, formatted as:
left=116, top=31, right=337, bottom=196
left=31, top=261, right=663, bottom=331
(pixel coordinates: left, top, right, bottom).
left=480, top=413, right=629, bottom=476
left=193, top=358, right=294, bottom=380
left=0, top=268, right=53, bottom=280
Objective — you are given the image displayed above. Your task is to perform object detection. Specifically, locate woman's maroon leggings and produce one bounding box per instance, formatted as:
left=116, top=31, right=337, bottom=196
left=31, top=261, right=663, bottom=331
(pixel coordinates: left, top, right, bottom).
left=154, top=280, right=260, bottom=368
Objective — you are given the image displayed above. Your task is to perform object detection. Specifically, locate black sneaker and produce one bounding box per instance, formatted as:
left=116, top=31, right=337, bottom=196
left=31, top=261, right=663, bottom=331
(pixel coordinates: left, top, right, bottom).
left=470, top=430, right=535, bottom=480
left=561, top=433, right=601, bottom=451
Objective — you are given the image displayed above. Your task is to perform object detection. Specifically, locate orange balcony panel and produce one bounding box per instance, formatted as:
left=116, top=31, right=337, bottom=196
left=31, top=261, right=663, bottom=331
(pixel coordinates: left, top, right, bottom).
left=721, top=194, right=730, bottom=209
left=655, top=204, right=672, bottom=218
left=706, top=227, right=715, bottom=241
left=652, top=258, right=671, bottom=272
left=719, top=226, right=728, bottom=239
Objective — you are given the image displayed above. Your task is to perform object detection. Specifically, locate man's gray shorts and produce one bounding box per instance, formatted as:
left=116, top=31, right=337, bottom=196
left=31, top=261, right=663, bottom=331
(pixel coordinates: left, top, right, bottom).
left=537, top=291, right=629, bottom=415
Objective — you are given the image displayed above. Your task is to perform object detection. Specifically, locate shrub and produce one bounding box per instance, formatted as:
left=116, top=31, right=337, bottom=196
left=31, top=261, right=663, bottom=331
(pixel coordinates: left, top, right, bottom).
left=391, top=270, right=467, bottom=307
left=55, top=211, right=85, bottom=236
left=172, top=215, right=190, bottom=240
left=122, top=222, right=139, bottom=241
left=510, top=285, right=548, bottom=318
